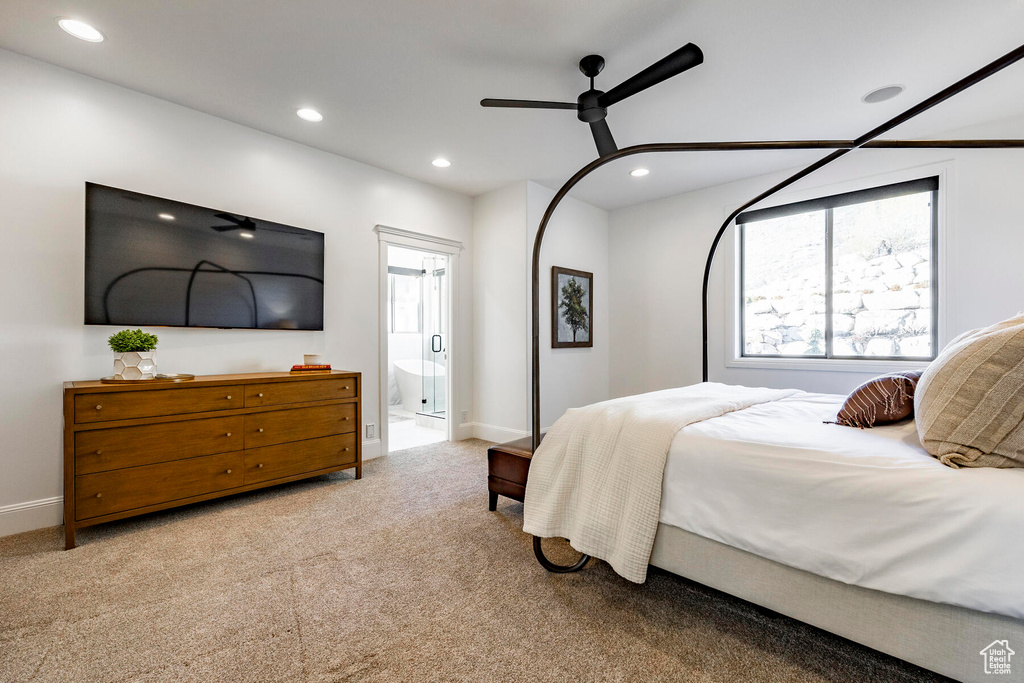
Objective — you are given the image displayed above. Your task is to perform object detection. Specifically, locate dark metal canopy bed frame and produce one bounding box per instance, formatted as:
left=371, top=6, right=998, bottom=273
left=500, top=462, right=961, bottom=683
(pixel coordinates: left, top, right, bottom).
left=525, top=43, right=1024, bottom=682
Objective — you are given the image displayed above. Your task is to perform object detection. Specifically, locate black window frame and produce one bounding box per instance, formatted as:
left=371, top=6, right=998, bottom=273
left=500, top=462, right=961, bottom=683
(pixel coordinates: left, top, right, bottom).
left=737, top=176, right=939, bottom=362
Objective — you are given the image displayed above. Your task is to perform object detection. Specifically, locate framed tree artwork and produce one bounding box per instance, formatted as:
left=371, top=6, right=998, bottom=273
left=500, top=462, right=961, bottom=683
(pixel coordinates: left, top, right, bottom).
left=552, top=266, right=593, bottom=348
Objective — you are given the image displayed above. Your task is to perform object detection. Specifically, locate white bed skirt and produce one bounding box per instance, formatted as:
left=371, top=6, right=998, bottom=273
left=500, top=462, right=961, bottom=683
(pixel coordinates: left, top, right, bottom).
left=650, top=523, right=1024, bottom=683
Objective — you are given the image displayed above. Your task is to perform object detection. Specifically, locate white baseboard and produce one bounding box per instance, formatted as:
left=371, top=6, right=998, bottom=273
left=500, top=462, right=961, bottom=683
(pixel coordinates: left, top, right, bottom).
left=0, top=496, right=63, bottom=539
left=452, top=423, right=475, bottom=441
left=467, top=422, right=529, bottom=444
left=362, top=438, right=382, bottom=461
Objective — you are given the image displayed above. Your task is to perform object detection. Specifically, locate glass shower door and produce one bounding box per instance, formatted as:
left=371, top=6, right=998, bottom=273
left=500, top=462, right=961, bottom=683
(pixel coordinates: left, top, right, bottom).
left=421, top=255, right=446, bottom=415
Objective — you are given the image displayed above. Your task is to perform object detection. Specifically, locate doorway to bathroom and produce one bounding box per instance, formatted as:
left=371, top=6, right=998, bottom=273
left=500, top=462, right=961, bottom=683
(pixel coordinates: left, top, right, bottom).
left=385, top=244, right=449, bottom=452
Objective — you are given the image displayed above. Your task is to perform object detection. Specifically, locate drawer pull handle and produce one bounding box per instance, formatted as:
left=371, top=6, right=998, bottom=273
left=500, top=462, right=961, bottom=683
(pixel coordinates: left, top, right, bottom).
left=344, top=447, right=350, bottom=452
left=257, top=463, right=264, bottom=468
left=95, top=449, right=102, bottom=455
left=95, top=405, right=102, bottom=410
left=258, top=428, right=264, bottom=433
left=226, top=469, right=232, bottom=474
left=258, top=393, right=264, bottom=398
left=226, top=432, right=232, bottom=437
left=95, top=493, right=102, bottom=498
left=342, top=417, right=349, bottom=421
left=343, top=386, right=350, bottom=390
left=226, top=395, right=232, bottom=400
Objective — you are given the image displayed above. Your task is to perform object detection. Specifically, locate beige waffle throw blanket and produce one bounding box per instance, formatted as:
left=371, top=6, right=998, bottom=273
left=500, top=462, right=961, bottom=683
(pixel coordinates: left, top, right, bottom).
left=523, top=383, right=797, bottom=582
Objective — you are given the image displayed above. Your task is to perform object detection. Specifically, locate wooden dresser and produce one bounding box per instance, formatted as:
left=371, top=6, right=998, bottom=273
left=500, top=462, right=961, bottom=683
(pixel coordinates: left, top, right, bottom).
left=62, top=370, right=361, bottom=549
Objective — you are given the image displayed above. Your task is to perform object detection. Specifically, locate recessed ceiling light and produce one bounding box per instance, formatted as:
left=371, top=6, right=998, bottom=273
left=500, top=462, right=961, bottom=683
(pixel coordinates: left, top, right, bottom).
left=630, top=168, right=650, bottom=177
left=862, top=85, right=904, bottom=104
left=296, top=108, right=323, bottom=122
left=57, top=19, right=104, bottom=43
left=239, top=232, right=255, bottom=239
left=158, top=213, right=175, bottom=221
left=432, top=158, right=451, bottom=168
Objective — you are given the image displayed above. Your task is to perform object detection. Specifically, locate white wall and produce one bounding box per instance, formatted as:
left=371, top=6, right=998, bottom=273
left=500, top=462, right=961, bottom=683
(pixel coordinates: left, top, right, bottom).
left=471, top=182, right=529, bottom=440
left=529, top=183, right=610, bottom=429
left=0, top=49, right=473, bottom=536
left=471, top=181, right=609, bottom=440
left=609, top=116, right=1024, bottom=397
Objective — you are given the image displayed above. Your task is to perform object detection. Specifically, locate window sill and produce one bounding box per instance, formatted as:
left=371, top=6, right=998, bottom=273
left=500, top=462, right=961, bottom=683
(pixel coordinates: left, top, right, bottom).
left=726, top=356, right=932, bottom=373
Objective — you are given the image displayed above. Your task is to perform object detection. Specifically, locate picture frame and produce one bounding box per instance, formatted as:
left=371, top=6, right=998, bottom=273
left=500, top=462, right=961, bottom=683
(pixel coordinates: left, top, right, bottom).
left=551, top=266, right=593, bottom=348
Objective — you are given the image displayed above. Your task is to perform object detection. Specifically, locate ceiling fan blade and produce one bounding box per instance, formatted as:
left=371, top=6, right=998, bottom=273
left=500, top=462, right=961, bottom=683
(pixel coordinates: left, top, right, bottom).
left=480, top=98, right=577, bottom=110
left=211, top=225, right=239, bottom=232
left=598, top=43, right=703, bottom=108
left=589, top=118, right=618, bottom=158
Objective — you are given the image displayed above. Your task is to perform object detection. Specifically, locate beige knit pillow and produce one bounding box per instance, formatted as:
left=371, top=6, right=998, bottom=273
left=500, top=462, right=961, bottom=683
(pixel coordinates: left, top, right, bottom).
left=915, top=313, right=1024, bottom=468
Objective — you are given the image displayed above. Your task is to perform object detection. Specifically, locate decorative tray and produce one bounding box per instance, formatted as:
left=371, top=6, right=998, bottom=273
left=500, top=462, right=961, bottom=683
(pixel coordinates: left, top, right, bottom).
left=100, top=373, right=196, bottom=384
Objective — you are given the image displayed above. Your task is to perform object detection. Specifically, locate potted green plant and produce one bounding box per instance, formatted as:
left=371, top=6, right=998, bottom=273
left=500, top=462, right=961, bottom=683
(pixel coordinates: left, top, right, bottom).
left=108, top=329, right=159, bottom=380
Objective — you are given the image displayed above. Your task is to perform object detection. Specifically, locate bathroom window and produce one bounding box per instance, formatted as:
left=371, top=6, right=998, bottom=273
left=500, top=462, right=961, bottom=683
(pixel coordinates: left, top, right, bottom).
left=389, top=270, right=422, bottom=333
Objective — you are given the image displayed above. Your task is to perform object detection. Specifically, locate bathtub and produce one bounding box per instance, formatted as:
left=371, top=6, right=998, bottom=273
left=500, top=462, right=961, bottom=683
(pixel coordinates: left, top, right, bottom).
left=393, top=359, right=446, bottom=413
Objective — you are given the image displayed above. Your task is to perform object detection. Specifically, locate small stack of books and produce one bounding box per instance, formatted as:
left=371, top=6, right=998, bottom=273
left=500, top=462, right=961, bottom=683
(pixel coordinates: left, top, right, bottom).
left=290, top=363, right=332, bottom=373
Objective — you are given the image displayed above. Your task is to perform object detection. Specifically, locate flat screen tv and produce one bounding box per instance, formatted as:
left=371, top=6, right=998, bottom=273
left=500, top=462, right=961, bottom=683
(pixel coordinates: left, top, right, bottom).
left=85, top=183, right=324, bottom=330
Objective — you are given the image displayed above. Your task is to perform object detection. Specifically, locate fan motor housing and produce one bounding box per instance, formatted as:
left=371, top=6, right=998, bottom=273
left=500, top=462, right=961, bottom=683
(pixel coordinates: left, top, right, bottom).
left=577, top=90, right=607, bottom=123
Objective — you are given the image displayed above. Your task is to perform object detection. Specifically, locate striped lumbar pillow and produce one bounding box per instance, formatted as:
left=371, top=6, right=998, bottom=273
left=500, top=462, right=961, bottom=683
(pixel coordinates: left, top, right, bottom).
left=832, top=371, right=923, bottom=428
left=915, top=313, right=1024, bottom=468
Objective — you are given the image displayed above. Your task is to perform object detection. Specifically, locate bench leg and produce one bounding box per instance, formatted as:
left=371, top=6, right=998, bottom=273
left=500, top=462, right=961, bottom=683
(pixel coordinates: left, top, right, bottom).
left=488, top=490, right=498, bottom=511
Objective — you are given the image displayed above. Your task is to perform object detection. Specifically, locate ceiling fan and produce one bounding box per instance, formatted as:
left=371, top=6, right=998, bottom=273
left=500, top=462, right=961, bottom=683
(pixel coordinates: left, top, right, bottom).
left=211, top=212, right=257, bottom=232
left=481, top=43, right=703, bottom=158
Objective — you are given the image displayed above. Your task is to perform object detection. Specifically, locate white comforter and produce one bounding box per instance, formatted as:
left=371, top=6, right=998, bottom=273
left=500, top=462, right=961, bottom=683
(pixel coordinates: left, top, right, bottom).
left=661, top=391, right=1024, bottom=619
left=524, top=383, right=796, bottom=582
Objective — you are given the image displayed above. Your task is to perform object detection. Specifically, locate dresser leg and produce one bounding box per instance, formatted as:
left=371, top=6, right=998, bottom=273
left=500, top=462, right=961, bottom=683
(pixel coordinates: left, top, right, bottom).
left=355, top=464, right=362, bottom=480
left=488, top=491, right=498, bottom=511
left=64, top=524, right=76, bottom=550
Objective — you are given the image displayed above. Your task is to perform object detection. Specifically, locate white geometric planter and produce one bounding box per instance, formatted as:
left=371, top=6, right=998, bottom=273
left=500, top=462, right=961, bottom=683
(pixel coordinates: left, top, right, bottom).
left=113, top=351, right=157, bottom=380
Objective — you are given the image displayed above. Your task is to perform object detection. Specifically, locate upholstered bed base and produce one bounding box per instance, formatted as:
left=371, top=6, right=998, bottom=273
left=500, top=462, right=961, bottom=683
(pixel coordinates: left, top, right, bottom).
left=650, top=523, right=1024, bottom=683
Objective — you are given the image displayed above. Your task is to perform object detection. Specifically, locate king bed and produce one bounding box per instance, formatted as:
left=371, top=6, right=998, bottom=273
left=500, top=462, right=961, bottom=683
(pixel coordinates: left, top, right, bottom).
left=661, top=390, right=1024, bottom=621
left=524, top=384, right=1024, bottom=682
left=519, top=41, right=1024, bottom=683
left=656, top=388, right=1024, bottom=683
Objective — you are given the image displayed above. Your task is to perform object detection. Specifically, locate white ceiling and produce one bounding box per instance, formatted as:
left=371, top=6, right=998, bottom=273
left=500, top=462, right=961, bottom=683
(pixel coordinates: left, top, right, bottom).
left=2, top=1, right=1024, bottom=210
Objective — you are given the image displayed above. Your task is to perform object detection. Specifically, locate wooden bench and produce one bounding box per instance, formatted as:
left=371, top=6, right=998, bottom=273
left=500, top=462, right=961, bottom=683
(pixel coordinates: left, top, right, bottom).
left=486, top=435, right=539, bottom=510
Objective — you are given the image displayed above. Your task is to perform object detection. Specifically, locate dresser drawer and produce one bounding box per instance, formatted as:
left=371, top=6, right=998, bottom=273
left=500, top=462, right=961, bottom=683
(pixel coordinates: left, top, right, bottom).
left=244, top=403, right=357, bottom=448
left=75, top=416, right=244, bottom=474
left=74, top=387, right=243, bottom=423
left=244, top=378, right=356, bottom=407
left=244, top=434, right=357, bottom=485
left=75, top=451, right=243, bottom=520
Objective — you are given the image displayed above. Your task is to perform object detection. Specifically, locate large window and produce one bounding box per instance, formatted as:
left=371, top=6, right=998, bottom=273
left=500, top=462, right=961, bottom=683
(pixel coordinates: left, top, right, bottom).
left=739, top=177, right=938, bottom=360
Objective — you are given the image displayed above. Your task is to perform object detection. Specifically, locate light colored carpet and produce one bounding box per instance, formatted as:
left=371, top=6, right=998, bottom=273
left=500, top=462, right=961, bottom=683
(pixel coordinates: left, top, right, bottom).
left=0, top=439, right=946, bottom=682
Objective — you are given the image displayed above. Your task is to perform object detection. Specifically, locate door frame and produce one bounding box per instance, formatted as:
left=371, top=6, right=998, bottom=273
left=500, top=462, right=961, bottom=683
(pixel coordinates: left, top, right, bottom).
left=374, top=225, right=463, bottom=455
